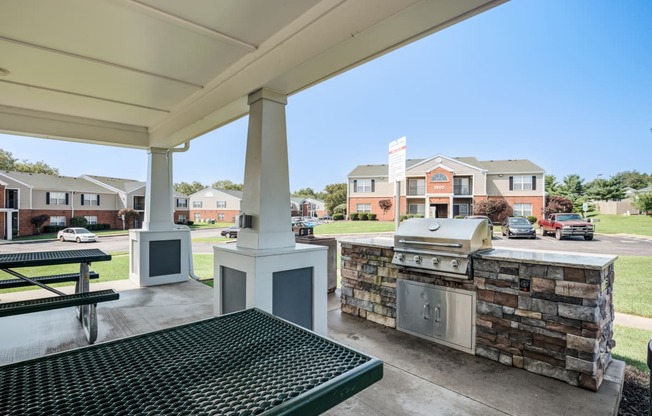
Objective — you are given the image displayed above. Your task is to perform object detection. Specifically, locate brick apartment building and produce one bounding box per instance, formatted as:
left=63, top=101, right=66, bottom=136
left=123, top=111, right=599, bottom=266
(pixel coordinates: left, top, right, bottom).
left=347, top=155, right=545, bottom=221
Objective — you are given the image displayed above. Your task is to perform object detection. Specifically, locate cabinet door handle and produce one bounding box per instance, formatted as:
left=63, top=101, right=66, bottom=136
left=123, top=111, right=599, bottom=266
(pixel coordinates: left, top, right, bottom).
left=423, top=303, right=430, bottom=319
left=434, top=307, right=441, bottom=322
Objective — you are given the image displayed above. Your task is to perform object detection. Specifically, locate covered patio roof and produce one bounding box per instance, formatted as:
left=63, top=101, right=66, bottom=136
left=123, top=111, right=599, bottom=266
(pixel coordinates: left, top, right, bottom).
left=0, top=0, right=507, bottom=148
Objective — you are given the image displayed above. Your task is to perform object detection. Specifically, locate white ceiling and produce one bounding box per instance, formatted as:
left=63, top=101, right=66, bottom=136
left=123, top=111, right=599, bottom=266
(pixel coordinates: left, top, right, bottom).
left=0, top=0, right=507, bottom=150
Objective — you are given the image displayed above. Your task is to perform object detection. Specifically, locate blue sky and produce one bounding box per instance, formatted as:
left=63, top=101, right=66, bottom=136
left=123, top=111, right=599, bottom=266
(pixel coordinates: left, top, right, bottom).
left=1, top=0, right=651, bottom=192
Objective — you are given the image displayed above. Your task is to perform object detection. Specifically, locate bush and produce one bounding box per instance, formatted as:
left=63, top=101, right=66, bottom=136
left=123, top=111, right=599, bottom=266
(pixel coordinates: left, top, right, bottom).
left=87, top=224, right=110, bottom=231
left=454, top=215, right=465, bottom=219
left=526, top=215, right=538, bottom=224
left=406, top=214, right=414, bottom=219
left=333, top=213, right=344, bottom=220
left=368, top=213, right=377, bottom=220
left=400, top=215, right=408, bottom=221
left=414, top=214, right=424, bottom=218
left=359, top=213, right=369, bottom=220
left=70, top=216, right=88, bottom=227
left=43, top=225, right=66, bottom=233
left=350, top=213, right=359, bottom=221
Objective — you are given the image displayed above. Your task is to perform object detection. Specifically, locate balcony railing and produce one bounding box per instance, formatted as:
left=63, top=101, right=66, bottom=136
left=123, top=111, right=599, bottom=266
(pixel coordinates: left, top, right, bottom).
left=453, top=185, right=471, bottom=195
left=407, top=187, right=425, bottom=196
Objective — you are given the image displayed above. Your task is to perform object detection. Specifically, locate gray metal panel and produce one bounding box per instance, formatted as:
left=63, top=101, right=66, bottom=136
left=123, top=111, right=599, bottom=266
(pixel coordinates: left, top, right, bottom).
left=397, top=279, right=434, bottom=338
left=273, top=268, right=313, bottom=330
left=221, top=267, right=246, bottom=314
left=149, top=240, right=181, bottom=277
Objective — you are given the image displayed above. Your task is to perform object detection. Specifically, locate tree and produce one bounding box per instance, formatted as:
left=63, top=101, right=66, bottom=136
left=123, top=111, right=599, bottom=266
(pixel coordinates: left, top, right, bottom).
left=323, top=183, right=347, bottom=215
left=473, top=199, right=511, bottom=223
left=633, top=192, right=652, bottom=215
left=30, top=214, right=49, bottom=234
left=585, top=176, right=626, bottom=202
left=174, top=181, right=205, bottom=195
left=544, top=175, right=559, bottom=196
left=557, top=174, right=585, bottom=200
left=0, top=149, right=16, bottom=170
left=613, top=170, right=651, bottom=190
left=70, top=216, right=89, bottom=228
left=292, top=187, right=325, bottom=200
left=378, top=199, right=393, bottom=215
left=118, top=208, right=140, bottom=230
left=544, top=195, right=574, bottom=215
left=211, top=179, right=243, bottom=191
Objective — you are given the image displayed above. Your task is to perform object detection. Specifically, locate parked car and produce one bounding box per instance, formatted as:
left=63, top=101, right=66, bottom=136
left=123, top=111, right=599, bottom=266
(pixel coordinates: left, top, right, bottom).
left=464, top=215, right=494, bottom=239
left=220, top=226, right=240, bottom=238
left=501, top=217, right=536, bottom=239
left=57, top=227, right=98, bottom=243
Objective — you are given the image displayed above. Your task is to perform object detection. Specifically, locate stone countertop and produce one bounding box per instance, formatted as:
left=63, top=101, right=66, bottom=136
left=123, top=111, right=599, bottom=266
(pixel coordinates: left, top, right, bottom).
left=473, top=248, right=618, bottom=269
left=339, top=237, right=394, bottom=249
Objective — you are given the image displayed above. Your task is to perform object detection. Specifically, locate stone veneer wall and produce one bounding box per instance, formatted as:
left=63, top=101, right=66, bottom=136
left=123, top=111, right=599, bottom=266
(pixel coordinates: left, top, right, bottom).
left=340, top=240, right=616, bottom=392
left=473, top=253, right=615, bottom=391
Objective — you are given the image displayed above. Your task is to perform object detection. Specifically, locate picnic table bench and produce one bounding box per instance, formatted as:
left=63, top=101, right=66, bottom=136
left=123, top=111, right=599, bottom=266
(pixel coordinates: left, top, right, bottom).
left=0, top=308, right=383, bottom=415
left=0, top=248, right=118, bottom=344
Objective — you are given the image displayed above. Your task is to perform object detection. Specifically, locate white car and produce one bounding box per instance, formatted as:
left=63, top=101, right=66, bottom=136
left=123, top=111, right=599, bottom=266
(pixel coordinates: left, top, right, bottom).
left=57, top=227, right=98, bottom=243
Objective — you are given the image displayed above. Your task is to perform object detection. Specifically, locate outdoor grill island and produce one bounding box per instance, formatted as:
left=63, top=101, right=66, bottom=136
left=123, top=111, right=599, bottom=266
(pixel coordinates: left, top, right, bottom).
left=340, top=217, right=618, bottom=391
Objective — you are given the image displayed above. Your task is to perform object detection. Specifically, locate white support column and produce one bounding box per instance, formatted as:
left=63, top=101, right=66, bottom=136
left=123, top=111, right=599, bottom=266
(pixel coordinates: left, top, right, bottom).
left=237, top=89, right=295, bottom=250
left=144, top=147, right=174, bottom=231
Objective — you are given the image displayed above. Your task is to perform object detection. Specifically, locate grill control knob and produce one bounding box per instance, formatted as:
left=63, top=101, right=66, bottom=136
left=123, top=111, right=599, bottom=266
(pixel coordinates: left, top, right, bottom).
left=413, top=255, right=422, bottom=264
left=450, top=259, right=460, bottom=269
left=431, top=257, right=440, bottom=266
left=396, top=253, right=405, bottom=261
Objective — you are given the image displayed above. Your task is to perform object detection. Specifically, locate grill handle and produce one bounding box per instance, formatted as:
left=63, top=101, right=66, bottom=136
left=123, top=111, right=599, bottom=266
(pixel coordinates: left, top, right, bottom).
left=397, top=240, right=463, bottom=248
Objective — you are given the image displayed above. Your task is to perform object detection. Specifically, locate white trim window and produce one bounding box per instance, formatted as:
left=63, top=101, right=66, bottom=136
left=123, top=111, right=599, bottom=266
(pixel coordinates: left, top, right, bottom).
left=84, top=216, right=98, bottom=225
left=178, top=215, right=186, bottom=224
left=356, top=203, right=371, bottom=213
left=353, top=179, right=374, bottom=193
left=218, top=213, right=225, bottom=221
left=511, top=176, right=534, bottom=191
left=177, top=198, right=188, bottom=208
left=430, top=173, right=448, bottom=182
left=408, top=179, right=425, bottom=195
left=216, top=200, right=226, bottom=208
left=193, top=201, right=202, bottom=208
left=48, top=192, right=67, bottom=205
left=82, top=194, right=100, bottom=206
left=50, top=216, right=66, bottom=226
left=453, top=204, right=470, bottom=217
left=194, top=213, right=201, bottom=222
left=513, top=203, right=532, bottom=217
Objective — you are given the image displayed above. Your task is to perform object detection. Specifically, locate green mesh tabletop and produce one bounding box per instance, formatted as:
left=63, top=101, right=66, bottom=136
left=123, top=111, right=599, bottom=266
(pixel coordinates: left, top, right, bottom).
left=0, top=249, right=111, bottom=268
left=0, top=308, right=383, bottom=415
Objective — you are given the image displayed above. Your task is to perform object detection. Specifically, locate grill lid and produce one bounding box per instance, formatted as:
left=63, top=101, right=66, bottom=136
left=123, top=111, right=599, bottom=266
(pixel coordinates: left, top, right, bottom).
left=394, top=218, right=492, bottom=254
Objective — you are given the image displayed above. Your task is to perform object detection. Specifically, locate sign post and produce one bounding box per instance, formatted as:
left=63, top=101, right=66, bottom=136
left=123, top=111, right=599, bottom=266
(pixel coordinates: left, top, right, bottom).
left=388, top=136, right=406, bottom=229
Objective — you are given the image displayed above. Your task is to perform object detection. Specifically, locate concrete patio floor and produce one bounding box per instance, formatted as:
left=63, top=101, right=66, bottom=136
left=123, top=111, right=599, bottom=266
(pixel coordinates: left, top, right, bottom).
left=0, top=279, right=624, bottom=415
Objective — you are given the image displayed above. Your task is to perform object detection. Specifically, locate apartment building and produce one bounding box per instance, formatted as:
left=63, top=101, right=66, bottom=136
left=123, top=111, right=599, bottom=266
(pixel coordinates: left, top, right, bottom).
left=188, top=188, right=242, bottom=223
left=347, top=155, right=545, bottom=221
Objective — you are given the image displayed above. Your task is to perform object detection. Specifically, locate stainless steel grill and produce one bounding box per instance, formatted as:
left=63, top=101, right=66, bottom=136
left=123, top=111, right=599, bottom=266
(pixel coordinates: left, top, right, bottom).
left=392, top=218, right=492, bottom=279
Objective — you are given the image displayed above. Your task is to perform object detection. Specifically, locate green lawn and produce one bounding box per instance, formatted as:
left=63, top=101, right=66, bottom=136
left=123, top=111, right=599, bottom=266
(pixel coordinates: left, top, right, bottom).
left=589, top=213, right=652, bottom=236
left=612, top=325, right=652, bottom=372
left=613, top=256, right=652, bottom=318
left=314, top=220, right=395, bottom=234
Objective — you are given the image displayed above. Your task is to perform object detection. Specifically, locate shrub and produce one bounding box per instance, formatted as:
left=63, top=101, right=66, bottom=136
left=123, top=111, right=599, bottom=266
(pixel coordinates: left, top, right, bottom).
left=87, top=224, right=110, bottom=231
left=333, top=213, right=344, bottom=220
left=70, top=216, right=88, bottom=227
left=406, top=214, right=414, bottom=219
left=368, top=213, right=377, bottom=220
left=526, top=215, right=538, bottom=224
left=349, top=213, right=359, bottom=221
left=187, top=221, right=194, bottom=226
left=31, top=214, right=49, bottom=234
left=400, top=215, right=408, bottom=221
left=414, top=214, right=424, bottom=218
left=545, top=196, right=574, bottom=215
left=359, top=213, right=369, bottom=220
left=43, top=225, right=65, bottom=233
left=454, top=215, right=465, bottom=219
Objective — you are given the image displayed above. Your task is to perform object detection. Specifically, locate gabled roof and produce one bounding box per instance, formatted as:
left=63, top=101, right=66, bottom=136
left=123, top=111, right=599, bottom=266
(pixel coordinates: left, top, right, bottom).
left=0, top=171, right=109, bottom=192
left=348, top=159, right=424, bottom=177
left=466, top=158, right=544, bottom=174
left=189, top=187, right=243, bottom=199
left=408, top=154, right=486, bottom=173
left=82, top=175, right=146, bottom=193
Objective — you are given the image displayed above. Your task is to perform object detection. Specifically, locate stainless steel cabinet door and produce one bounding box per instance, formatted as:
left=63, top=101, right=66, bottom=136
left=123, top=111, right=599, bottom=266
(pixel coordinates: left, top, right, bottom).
left=397, top=279, right=434, bottom=337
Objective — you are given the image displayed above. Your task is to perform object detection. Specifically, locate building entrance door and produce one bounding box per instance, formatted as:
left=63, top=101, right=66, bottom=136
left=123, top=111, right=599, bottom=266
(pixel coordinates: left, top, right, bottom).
left=429, top=204, right=448, bottom=218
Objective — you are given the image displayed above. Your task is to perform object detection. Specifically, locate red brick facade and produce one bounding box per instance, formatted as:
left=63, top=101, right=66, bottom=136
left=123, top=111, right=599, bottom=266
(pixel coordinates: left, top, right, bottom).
left=189, top=209, right=240, bottom=223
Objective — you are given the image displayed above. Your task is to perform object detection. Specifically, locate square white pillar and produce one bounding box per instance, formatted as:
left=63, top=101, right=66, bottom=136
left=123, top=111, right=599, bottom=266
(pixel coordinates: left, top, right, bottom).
left=129, top=228, right=191, bottom=287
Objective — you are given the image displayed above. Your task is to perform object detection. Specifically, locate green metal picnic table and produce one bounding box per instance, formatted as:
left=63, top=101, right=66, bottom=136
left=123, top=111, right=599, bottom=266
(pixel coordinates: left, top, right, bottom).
left=0, top=308, right=383, bottom=415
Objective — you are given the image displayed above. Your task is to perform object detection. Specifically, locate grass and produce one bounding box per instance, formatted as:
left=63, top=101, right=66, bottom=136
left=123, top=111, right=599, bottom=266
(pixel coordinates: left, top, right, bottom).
left=314, top=220, right=395, bottom=234
left=613, top=256, right=652, bottom=318
left=612, top=325, right=652, bottom=372
left=588, top=213, right=652, bottom=236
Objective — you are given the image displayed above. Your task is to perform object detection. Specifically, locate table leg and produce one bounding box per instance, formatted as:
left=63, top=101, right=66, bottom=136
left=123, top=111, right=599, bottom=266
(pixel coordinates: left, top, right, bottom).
left=77, top=262, right=98, bottom=343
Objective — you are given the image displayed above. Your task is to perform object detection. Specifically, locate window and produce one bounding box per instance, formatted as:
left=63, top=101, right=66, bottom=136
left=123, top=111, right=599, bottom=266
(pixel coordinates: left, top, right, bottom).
left=82, top=194, right=100, bottom=206
left=510, top=176, right=536, bottom=191
left=431, top=173, right=448, bottom=182
left=408, top=179, right=425, bottom=195
left=453, top=204, right=470, bottom=217
left=194, top=213, right=202, bottom=222
left=50, top=216, right=66, bottom=226
left=177, top=199, right=188, bottom=208
left=178, top=215, right=186, bottom=224
left=133, top=196, right=145, bottom=210
left=454, top=178, right=470, bottom=195
left=353, top=179, right=374, bottom=193
left=84, top=216, right=98, bottom=225
left=513, top=203, right=532, bottom=217
left=408, top=204, right=425, bottom=215
left=216, top=200, right=226, bottom=208
left=193, top=201, right=203, bottom=208
left=356, top=203, right=371, bottom=213
left=218, top=213, right=225, bottom=221
left=47, top=192, right=67, bottom=205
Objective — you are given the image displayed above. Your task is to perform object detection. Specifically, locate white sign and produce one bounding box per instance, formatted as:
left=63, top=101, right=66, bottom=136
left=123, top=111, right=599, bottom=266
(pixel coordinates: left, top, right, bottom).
left=388, top=136, right=406, bottom=183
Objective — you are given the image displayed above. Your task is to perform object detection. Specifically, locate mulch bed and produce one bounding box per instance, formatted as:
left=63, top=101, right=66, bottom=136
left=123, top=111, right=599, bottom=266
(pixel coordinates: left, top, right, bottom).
left=618, top=365, right=650, bottom=416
